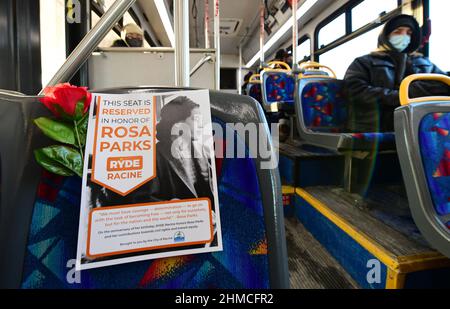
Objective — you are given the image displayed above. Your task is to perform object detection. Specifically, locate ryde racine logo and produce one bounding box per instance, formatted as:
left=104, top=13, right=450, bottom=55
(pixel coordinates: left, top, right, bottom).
left=174, top=232, right=186, bottom=243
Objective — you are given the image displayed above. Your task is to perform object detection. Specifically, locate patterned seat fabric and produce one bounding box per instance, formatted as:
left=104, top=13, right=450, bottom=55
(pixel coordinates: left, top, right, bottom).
left=264, top=72, right=295, bottom=105
left=21, top=119, right=270, bottom=289
left=248, top=83, right=262, bottom=104
left=419, top=112, right=450, bottom=228
left=350, top=133, right=396, bottom=143
left=300, top=80, right=396, bottom=150
left=301, top=80, right=347, bottom=133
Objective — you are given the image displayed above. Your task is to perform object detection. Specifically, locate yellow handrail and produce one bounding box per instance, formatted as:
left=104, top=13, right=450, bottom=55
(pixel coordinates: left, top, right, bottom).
left=264, top=61, right=292, bottom=72
left=248, top=74, right=261, bottom=84
left=299, top=61, right=337, bottom=79
left=399, top=74, right=450, bottom=106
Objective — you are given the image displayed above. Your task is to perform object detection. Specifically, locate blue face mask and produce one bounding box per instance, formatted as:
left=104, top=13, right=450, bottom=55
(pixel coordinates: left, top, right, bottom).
left=389, top=34, right=411, bottom=52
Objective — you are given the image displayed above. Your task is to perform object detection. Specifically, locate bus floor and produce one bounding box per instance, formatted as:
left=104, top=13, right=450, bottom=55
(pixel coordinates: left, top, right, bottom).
left=285, top=217, right=360, bottom=289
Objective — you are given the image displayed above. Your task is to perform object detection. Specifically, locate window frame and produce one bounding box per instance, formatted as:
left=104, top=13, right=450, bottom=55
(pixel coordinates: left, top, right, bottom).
left=313, top=0, right=404, bottom=62
left=422, top=0, right=430, bottom=57
left=316, top=11, right=347, bottom=50
left=286, top=34, right=312, bottom=64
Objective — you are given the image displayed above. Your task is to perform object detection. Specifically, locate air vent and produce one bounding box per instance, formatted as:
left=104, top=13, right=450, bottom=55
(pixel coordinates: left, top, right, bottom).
left=218, top=18, right=242, bottom=37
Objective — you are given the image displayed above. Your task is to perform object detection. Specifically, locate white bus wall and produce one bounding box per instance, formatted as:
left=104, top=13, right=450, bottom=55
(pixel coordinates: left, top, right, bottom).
left=88, top=48, right=216, bottom=90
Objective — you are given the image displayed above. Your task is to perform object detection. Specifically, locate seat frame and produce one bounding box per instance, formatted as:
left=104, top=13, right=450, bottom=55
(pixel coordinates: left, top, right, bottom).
left=395, top=102, right=450, bottom=258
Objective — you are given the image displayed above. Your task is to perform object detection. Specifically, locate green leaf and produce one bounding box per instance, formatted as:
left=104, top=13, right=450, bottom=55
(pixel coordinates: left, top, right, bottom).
left=76, top=112, right=89, bottom=147
left=39, top=145, right=83, bottom=177
left=34, top=149, right=75, bottom=177
left=34, top=117, right=76, bottom=145
left=74, top=100, right=85, bottom=121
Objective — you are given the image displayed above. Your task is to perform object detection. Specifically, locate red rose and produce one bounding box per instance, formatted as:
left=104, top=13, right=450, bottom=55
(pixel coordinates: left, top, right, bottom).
left=40, top=83, right=92, bottom=119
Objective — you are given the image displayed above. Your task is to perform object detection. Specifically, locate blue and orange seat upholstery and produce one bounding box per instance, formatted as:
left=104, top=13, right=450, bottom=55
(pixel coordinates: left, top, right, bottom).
left=246, top=74, right=263, bottom=105
left=295, top=62, right=396, bottom=151
left=0, top=88, right=289, bottom=288
left=395, top=74, right=450, bottom=258
left=261, top=62, right=296, bottom=112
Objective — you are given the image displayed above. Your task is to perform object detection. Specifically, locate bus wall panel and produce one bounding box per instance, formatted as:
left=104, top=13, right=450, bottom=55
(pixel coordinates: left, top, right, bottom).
left=88, top=50, right=216, bottom=90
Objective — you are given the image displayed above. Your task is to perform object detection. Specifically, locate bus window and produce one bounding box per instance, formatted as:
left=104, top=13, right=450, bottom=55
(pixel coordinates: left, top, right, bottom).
left=40, top=0, right=66, bottom=86
left=319, top=25, right=382, bottom=79
left=429, top=1, right=450, bottom=72
left=318, top=14, right=346, bottom=48
left=352, top=0, right=398, bottom=31
left=297, top=38, right=311, bottom=63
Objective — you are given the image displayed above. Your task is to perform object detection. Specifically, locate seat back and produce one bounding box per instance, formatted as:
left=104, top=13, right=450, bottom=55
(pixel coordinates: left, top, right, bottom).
left=298, top=79, right=347, bottom=133
left=296, top=62, right=346, bottom=133
left=298, top=61, right=334, bottom=79
left=294, top=63, right=396, bottom=152
left=246, top=74, right=263, bottom=104
left=0, top=91, right=49, bottom=289
left=0, top=88, right=289, bottom=288
left=294, top=62, right=349, bottom=149
left=261, top=62, right=296, bottom=112
left=395, top=74, right=450, bottom=258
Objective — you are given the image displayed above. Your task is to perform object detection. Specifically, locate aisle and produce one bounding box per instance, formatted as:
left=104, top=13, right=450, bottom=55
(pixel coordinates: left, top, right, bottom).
left=285, top=217, right=359, bottom=289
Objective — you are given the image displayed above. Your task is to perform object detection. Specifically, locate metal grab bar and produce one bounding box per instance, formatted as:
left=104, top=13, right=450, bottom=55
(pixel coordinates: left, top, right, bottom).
left=0, top=90, right=43, bottom=103
left=190, top=55, right=213, bottom=77
left=40, top=0, right=137, bottom=94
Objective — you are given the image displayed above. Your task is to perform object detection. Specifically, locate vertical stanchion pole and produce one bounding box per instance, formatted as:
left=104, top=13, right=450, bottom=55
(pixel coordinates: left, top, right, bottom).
left=174, top=0, right=190, bottom=87
left=292, top=0, right=298, bottom=70
left=204, top=0, right=210, bottom=49
left=238, top=45, right=243, bottom=95
left=259, top=0, right=265, bottom=68
left=214, top=0, right=220, bottom=90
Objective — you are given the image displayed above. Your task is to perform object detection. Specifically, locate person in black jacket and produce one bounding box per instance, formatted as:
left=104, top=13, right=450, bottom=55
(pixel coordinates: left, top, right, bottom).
left=344, top=14, right=449, bottom=132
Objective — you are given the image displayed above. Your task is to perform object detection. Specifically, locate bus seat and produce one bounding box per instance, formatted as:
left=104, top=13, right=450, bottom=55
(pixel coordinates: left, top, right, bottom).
left=295, top=63, right=396, bottom=152
left=0, top=91, right=49, bottom=289
left=0, top=88, right=289, bottom=289
left=395, top=74, right=450, bottom=258
left=299, top=61, right=332, bottom=78
left=300, top=80, right=347, bottom=133
left=261, top=62, right=296, bottom=113
left=246, top=74, right=263, bottom=104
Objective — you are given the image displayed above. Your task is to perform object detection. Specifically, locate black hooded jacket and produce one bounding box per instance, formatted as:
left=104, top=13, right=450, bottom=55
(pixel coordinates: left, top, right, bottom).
left=344, top=15, right=449, bottom=132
